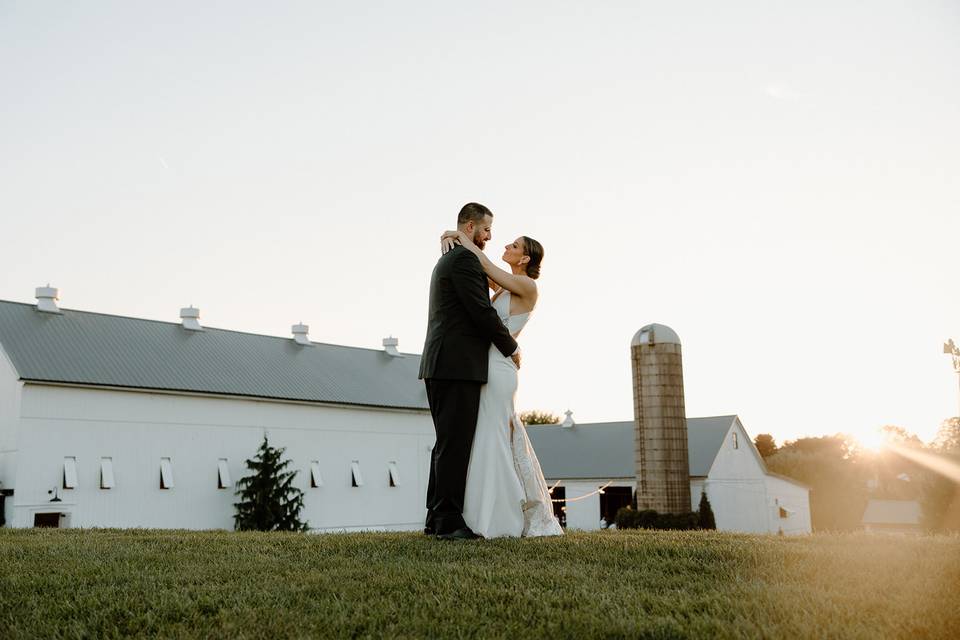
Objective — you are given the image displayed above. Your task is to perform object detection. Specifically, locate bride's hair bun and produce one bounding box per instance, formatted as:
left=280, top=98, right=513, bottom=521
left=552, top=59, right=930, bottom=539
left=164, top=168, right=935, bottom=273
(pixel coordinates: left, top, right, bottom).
left=522, top=236, right=544, bottom=280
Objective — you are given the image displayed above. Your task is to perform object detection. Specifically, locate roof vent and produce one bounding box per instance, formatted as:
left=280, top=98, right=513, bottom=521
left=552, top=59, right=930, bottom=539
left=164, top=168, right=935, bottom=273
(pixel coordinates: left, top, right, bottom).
left=180, top=306, right=202, bottom=331
left=35, top=285, right=60, bottom=314
left=562, top=410, right=575, bottom=428
left=383, top=336, right=402, bottom=357
left=292, top=323, right=312, bottom=346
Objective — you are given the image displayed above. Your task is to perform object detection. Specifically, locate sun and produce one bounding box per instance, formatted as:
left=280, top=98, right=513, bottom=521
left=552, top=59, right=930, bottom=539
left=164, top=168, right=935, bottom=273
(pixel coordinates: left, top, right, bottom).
left=855, top=428, right=888, bottom=453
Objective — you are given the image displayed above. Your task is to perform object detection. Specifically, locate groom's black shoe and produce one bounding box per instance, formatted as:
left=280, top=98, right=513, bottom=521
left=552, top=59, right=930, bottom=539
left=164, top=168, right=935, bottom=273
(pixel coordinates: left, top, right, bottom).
left=436, top=527, right=481, bottom=541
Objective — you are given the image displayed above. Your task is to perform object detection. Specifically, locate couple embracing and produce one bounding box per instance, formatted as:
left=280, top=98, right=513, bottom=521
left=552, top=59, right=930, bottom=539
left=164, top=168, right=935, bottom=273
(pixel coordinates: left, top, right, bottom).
left=419, top=202, right=563, bottom=540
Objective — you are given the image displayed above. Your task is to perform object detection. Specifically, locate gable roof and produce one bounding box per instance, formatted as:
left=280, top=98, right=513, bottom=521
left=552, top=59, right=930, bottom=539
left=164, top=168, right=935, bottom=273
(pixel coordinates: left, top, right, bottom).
left=526, top=416, right=739, bottom=479
left=0, top=300, right=428, bottom=410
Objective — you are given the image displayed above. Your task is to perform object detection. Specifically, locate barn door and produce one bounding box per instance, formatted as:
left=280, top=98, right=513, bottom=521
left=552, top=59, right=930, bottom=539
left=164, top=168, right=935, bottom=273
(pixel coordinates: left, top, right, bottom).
left=33, top=513, right=62, bottom=528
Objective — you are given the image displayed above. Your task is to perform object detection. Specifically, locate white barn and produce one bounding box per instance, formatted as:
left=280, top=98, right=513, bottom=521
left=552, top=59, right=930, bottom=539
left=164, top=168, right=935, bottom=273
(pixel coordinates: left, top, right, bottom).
left=0, top=292, right=435, bottom=531
left=0, top=289, right=810, bottom=534
left=527, top=416, right=812, bottom=535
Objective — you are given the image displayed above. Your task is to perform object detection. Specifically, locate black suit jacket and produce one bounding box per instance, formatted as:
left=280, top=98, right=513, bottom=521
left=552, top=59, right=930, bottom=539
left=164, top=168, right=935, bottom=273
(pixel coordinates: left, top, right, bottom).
left=419, top=245, right=519, bottom=382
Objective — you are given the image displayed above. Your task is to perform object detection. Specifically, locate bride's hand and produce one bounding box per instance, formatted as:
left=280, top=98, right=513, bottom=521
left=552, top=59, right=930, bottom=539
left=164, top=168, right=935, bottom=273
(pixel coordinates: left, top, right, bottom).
left=440, top=230, right=472, bottom=255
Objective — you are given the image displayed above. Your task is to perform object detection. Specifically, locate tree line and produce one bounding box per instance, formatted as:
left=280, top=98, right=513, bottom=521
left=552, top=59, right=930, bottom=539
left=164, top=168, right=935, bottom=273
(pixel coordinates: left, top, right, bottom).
left=755, top=418, right=960, bottom=532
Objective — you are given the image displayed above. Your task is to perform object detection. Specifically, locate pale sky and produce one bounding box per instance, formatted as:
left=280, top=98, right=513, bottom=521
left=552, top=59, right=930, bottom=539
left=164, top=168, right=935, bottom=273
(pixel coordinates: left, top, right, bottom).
left=2, top=1, right=958, bottom=444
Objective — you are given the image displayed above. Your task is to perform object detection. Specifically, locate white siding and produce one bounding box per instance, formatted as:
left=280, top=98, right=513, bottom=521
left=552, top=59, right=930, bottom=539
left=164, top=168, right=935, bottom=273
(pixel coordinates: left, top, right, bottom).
left=547, top=479, right=635, bottom=531
left=562, top=481, right=602, bottom=531
left=10, top=383, right=434, bottom=530
left=764, top=475, right=811, bottom=535
left=689, top=478, right=706, bottom=509
left=0, top=345, right=21, bottom=490
left=702, top=420, right=771, bottom=533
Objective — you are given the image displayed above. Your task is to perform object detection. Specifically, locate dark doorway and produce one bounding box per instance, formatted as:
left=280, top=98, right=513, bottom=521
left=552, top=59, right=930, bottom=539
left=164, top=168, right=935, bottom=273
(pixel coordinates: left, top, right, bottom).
left=33, top=513, right=61, bottom=528
left=600, top=486, right=633, bottom=527
left=551, top=486, right=566, bottom=528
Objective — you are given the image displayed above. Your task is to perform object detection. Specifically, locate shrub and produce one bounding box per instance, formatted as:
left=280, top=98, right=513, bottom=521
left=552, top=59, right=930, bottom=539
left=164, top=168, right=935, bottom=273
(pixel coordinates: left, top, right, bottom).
left=614, top=507, right=700, bottom=531
left=614, top=506, right=639, bottom=529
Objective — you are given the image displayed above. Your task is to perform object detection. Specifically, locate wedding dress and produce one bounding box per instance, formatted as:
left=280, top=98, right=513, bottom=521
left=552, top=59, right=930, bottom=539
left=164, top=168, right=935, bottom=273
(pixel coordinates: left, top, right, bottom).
left=462, top=291, right=564, bottom=538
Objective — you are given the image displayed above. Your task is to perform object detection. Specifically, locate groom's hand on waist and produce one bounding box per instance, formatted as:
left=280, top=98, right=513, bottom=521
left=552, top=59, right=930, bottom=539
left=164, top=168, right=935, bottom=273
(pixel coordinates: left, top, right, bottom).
left=511, top=349, right=521, bottom=369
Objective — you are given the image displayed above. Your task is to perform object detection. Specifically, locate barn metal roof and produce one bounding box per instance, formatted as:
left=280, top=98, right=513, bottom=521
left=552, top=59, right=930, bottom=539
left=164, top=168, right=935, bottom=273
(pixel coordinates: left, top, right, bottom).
left=0, top=300, right=428, bottom=410
left=526, top=415, right=738, bottom=479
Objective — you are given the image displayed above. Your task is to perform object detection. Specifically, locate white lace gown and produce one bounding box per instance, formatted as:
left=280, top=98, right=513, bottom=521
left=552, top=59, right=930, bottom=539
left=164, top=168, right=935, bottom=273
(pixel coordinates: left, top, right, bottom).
left=462, top=291, right=564, bottom=538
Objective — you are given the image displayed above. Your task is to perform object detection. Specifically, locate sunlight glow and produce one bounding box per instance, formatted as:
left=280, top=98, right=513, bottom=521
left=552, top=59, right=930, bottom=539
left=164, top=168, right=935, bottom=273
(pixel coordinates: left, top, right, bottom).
left=886, top=444, right=960, bottom=483
left=855, top=428, right=888, bottom=453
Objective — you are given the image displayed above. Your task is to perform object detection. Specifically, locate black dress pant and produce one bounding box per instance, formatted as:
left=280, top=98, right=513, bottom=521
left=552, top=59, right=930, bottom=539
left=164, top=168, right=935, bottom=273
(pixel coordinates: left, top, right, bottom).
left=424, top=378, right=482, bottom=535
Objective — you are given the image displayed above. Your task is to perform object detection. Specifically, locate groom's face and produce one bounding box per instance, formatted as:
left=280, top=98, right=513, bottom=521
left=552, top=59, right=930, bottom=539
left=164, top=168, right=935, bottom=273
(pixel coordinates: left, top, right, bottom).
left=471, top=215, right=493, bottom=250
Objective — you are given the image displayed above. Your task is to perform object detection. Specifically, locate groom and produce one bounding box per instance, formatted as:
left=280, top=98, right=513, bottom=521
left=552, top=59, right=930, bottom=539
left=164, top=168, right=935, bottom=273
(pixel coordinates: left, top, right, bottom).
left=419, top=202, right=520, bottom=540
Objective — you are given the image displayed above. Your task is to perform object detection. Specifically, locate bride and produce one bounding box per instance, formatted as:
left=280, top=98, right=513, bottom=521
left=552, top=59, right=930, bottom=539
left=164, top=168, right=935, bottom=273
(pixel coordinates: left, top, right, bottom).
left=440, top=230, right=563, bottom=538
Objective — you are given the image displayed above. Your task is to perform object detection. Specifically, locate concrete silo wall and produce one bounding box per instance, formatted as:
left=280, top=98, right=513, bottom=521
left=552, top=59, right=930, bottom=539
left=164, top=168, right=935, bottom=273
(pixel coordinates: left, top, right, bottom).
left=632, top=340, right=691, bottom=514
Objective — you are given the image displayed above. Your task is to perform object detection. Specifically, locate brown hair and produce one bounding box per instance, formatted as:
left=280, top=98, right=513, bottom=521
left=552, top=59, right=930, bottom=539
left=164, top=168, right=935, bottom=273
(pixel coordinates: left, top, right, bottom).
left=457, top=202, right=492, bottom=226
left=522, top=236, right=544, bottom=280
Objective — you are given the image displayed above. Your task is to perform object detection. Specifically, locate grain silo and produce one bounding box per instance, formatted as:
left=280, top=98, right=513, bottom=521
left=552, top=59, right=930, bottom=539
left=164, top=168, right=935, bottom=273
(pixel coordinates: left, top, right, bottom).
left=631, top=323, right=691, bottom=513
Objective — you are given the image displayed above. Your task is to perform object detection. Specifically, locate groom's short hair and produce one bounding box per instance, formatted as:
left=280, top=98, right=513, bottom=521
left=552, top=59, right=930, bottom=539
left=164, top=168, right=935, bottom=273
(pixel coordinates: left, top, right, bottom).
left=458, top=202, right=492, bottom=226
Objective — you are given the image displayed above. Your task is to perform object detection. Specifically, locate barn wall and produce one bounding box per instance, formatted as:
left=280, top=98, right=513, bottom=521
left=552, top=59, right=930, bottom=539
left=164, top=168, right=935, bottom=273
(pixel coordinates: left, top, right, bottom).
left=546, top=479, right=635, bottom=531
left=0, top=345, right=21, bottom=491
left=706, top=421, right=768, bottom=482
left=562, top=481, right=603, bottom=531
left=689, top=478, right=706, bottom=510
left=11, top=384, right=434, bottom=530
left=765, top=475, right=811, bottom=535
left=703, top=421, right=770, bottom=533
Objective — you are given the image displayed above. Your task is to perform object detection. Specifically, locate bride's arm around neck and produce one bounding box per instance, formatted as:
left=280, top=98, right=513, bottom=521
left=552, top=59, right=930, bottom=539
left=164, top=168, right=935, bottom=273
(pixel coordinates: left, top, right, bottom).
left=441, top=230, right=537, bottom=303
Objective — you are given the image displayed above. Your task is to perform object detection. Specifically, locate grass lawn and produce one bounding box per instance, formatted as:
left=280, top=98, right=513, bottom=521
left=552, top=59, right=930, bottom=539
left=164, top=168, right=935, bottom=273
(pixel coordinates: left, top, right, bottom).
left=1, top=529, right=959, bottom=639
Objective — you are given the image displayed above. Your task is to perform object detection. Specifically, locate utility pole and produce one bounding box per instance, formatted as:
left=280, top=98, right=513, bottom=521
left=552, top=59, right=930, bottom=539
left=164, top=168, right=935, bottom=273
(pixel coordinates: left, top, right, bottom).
left=945, top=339, right=960, bottom=418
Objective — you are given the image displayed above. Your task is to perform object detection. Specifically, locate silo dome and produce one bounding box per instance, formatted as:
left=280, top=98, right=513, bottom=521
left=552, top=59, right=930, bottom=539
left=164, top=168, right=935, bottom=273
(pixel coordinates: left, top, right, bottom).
left=631, top=323, right=681, bottom=347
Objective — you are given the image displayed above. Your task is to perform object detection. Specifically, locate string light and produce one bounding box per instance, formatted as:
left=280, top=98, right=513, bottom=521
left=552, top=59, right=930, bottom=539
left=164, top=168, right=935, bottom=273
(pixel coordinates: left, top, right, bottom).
left=549, top=481, right=614, bottom=503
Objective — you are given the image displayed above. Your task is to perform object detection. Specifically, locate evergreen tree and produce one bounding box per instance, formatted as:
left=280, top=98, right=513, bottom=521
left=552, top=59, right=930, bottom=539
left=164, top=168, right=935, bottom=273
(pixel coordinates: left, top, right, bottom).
left=698, top=491, right=716, bottom=530
left=234, top=435, right=307, bottom=532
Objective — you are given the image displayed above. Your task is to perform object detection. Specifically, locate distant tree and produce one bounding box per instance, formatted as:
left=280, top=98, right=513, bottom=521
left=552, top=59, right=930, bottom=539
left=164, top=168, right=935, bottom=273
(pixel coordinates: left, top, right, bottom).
left=863, top=426, right=925, bottom=500
left=520, top=410, right=561, bottom=426
left=754, top=434, right=778, bottom=458
left=880, top=425, right=924, bottom=447
left=698, top=491, right=716, bottom=530
left=234, top=435, right=307, bottom=532
left=920, top=418, right=960, bottom=532
left=766, top=435, right=868, bottom=531
left=920, top=465, right=960, bottom=532
left=932, top=418, right=960, bottom=453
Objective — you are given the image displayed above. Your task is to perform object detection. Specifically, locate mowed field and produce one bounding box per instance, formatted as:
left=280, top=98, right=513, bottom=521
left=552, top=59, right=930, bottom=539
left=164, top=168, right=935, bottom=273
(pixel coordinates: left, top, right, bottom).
left=1, top=529, right=959, bottom=639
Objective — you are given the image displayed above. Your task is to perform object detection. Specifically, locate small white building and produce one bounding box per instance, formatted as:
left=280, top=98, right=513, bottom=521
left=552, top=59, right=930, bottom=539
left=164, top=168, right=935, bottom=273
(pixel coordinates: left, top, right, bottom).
left=0, top=290, right=435, bottom=531
left=861, top=499, right=922, bottom=535
left=527, top=416, right=812, bottom=535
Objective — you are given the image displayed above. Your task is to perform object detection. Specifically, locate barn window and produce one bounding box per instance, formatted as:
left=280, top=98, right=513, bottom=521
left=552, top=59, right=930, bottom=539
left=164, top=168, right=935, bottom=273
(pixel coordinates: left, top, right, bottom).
left=732, top=432, right=739, bottom=449
left=100, top=458, right=115, bottom=489
left=217, top=459, right=231, bottom=489
left=63, top=457, right=78, bottom=489
left=160, top=457, right=174, bottom=489
left=310, top=461, right=323, bottom=488
left=388, top=461, right=400, bottom=487
left=779, top=506, right=794, bottom=519
left=350, top=461, right=364, bottom=487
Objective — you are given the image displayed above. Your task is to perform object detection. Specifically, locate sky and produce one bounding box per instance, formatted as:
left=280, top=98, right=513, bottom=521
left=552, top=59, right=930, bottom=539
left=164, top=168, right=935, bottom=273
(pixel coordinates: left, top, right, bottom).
left=1, top=1, right=958, bottom=445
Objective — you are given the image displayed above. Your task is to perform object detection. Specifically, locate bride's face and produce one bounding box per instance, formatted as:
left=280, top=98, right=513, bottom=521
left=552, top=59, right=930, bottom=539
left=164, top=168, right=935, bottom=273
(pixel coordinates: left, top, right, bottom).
left=501, top=237, right=528, bottom=268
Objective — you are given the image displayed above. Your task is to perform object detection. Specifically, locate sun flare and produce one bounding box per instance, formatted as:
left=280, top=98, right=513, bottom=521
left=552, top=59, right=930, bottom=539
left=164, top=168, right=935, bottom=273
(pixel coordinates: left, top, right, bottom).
left=855, top=428, right=888, bottom=452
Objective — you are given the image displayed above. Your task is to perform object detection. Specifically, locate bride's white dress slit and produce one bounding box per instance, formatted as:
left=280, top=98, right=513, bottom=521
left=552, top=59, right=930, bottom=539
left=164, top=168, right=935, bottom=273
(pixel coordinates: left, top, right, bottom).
left=462, top=291, right=564, bottom=538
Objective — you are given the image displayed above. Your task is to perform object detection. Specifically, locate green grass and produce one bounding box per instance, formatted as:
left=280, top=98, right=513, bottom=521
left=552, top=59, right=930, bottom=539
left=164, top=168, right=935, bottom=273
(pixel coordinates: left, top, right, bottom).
left=1, top=529, right=959, bottom=639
